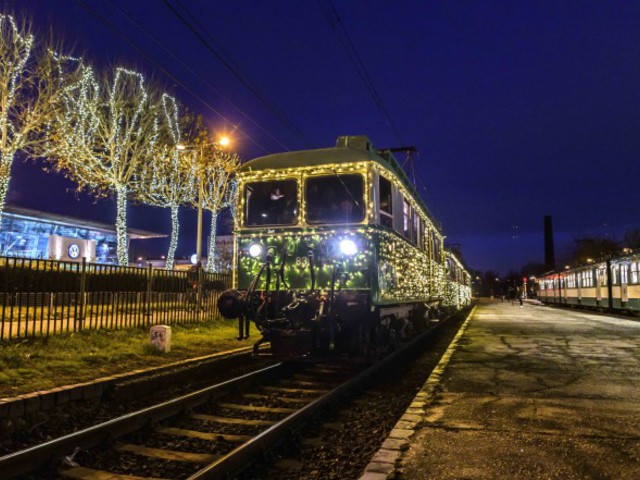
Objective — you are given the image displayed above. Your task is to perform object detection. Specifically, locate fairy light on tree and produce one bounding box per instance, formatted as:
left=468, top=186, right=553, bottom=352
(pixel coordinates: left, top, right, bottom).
left=138, top=95, right=197, bottom=269
left=199, top=144, right=240, bottom=273
left=0, top=14, right=82, bottom=220
left=49, top=66, right=160, bottom=265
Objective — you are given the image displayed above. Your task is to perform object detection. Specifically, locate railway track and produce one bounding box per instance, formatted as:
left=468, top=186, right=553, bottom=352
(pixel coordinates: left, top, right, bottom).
left=0, top=317, right=451, bottom=480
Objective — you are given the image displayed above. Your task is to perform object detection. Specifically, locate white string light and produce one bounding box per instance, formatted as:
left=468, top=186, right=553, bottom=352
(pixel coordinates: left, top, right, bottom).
left=50, top=65, right=159, bottom=265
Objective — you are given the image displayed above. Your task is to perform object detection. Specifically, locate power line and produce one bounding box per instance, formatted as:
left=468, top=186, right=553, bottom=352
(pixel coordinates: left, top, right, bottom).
left=162, top=0, right=313, bottom=148
left=74, top=0, right=271, bottom=154
left=106, top=0, right=291, bottom=152
left=317, top=0, right=403, bottom=145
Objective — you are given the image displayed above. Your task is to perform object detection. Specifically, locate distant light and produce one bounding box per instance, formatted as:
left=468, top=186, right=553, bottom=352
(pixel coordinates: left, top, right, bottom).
left=190, top=254, right=198, bottom=265
left=339, top=239, right=358, bottom=256
left=161, top=255, right=165, bottom=259
left=137, top=256, right=143, bottom=261
left=219, top=136, right=230, bottom=147
left=176, top=144, right=186, bottom=150
left=565, top=265, right=570, bottom=270
left=249, top=243, right=263, bottom=258
left=495, top=277, right=500, bottom=282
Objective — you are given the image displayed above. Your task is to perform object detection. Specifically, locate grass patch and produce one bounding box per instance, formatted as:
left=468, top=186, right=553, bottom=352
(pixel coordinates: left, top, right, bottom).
left=0, top=318, right=254, bottom=397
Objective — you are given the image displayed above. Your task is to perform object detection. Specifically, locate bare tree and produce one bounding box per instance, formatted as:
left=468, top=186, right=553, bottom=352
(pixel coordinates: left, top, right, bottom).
left=138, top=94, right=197, bottom=269
left=0, top=14, right=80, bottom=219
left=198, top=145, right=240, bottom=273
left=49, top=65, right=160, bottom=265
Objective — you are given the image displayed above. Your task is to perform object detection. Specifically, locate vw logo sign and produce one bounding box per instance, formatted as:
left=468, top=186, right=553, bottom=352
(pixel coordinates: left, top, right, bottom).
left=68, top=243, right=81, bottom=259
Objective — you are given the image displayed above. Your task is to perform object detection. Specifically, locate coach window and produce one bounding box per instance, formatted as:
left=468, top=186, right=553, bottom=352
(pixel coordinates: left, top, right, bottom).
left=403, top=199, right=411, bottom=239
left=631, top=262, right=638, bottom=284
left=621, top=264, right=629, bottom=284
left=433, top=233, right=442, bottom=263
left=306, top=174, right=365, bottom=224
left=412, top=210, right=420, bottom=246
left=598, top=268, right=606, bottom=286
left=244, top=179, right=298, bottom=226
left=379, top=176, right=393, bottom=229
left=611, top=265, right=618, bottom=285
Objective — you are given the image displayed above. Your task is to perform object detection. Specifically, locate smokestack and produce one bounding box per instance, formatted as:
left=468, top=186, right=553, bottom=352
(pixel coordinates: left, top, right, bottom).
left=544, top=215, right=555, bottom=271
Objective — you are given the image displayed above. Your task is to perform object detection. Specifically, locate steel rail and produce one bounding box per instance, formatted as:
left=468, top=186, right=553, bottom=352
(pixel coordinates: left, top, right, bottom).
left=188, top=318, right=449, bottom=480
left=0, top=363, right=285, bottom=479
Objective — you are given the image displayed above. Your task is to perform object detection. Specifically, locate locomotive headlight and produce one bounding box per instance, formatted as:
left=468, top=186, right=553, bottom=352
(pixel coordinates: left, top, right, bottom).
left=248, top=243, right=264, bottom=258
left=339, top=239, right=358, bottom=256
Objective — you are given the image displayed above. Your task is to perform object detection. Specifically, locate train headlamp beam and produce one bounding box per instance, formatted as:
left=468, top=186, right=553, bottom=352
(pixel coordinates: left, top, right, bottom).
left=339, top=239, right=358, bottom=256
left=249, top=243, right=264, bottom=258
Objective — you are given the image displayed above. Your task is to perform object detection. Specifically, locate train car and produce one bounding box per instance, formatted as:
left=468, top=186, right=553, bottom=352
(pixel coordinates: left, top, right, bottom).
left=445, top=251, right=472, bottom=309
left=218, top=135, right=470, bottom=357
left=538, top=250, right=640, bottom=313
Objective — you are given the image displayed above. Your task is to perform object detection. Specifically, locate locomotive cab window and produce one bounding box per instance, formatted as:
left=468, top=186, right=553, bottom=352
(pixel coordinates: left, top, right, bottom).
left=306, top=174, right=365, bottom=224
left=244, top=179, right=298, bottom=226
left=379, top=176, right=393, bottom=229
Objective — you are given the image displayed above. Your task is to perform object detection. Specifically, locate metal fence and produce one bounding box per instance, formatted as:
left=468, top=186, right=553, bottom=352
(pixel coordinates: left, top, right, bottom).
left=0, top=256, right=231, bottom=341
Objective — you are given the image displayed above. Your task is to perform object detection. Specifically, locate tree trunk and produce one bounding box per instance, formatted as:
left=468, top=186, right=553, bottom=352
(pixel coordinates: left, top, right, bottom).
left=0, top=154, right=14, bottom=222
left=206, top=210, right=218, bottom=273
left=115, top=184, right=128, bottom=266
left=166, top=204, right=179, bottom=270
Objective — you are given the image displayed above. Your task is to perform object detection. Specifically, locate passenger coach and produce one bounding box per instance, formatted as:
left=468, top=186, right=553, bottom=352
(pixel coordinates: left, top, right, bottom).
left=539, top=250, right=640, bottom=313
left=218, top=135, right=470, bottom=357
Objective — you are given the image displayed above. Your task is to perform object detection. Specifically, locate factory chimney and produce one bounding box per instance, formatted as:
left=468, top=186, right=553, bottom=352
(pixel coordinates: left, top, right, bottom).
left=544, top=215, right=555, bottom=271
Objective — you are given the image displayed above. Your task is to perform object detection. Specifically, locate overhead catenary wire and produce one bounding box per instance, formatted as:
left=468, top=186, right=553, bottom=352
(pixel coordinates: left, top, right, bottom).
left=105, top=0, right=291, bottom=153
left=317, top=0, right=404, bottom=145
left=161, top=0, right=314, bottom=149
left=74, top=0, right=272, bottom=155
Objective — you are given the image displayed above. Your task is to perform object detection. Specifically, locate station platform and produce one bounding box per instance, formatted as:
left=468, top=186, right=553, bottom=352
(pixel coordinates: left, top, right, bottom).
left=364, top=300, right=640, bottom=479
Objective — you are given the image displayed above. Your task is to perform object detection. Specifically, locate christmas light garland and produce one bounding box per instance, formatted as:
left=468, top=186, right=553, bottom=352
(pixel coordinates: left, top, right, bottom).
left=50, top=66, right=159, bottom=265
left=232, top=157, right=470, bottom=305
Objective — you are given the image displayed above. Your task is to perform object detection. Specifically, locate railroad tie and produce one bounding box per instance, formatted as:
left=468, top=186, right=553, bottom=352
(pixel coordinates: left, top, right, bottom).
left=116, top=444, right=219, bottom=464
left=262, top=385, right=328, bottom=395
left=290, top=374, right=338, bottom=384
left=61, top=466, right=169, bottom=480
left=156, top=426, right=251, bottom=442
left=243, top=393, right=314, bottom=404
left=191, top=413, right=275, bottom=426
left=218, top=402, right=297, bottom=414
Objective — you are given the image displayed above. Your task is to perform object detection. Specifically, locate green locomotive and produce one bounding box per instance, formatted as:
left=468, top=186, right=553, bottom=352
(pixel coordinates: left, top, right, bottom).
left=218, top=136, right=470, bottom=357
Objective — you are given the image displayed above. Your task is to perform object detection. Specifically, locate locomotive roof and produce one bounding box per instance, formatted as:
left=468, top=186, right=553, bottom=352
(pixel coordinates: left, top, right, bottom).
left=240, top=136, right=442, bottom=231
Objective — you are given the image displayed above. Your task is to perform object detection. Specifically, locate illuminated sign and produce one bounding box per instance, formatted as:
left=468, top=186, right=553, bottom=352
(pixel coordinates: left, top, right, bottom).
left=68, top=243, right=81, bottom=259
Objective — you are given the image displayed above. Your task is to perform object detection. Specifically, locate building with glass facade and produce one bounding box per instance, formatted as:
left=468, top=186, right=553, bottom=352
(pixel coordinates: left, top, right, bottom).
left=0, top=206, right=163, bottom=264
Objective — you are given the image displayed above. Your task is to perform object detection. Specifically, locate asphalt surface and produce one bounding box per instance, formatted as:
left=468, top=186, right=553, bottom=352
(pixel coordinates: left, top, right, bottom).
left=399, top=300, right=640, bottom=479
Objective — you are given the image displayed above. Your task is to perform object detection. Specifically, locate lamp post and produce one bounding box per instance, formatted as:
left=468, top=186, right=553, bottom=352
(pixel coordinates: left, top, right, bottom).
left=196, top=144, right=204, bottom=265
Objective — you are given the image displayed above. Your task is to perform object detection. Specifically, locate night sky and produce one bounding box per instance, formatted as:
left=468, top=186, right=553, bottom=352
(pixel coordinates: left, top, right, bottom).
left=4, top=0, right=640, bottom=273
